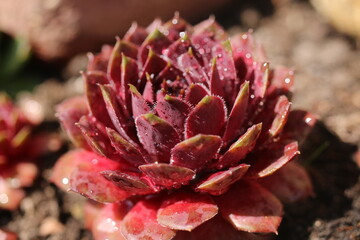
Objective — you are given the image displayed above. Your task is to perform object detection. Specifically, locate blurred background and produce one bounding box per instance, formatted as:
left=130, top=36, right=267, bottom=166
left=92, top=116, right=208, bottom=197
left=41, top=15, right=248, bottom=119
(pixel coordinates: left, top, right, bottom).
left=1, top=0, right=360, bottom=239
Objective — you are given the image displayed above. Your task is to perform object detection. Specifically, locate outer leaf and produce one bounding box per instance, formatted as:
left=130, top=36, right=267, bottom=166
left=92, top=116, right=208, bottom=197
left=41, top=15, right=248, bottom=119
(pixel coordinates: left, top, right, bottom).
left=129, top=84, right=151, bottom=118
left=219, top=123, right=262, bottom=169
left=106, top=128, right=145, bottom=166
left=121, top=200, right=176, bottom=240
left=101, top=170, right=156, bottom=195
left=56, top=96, right=90, bottom=149
left=157, top=191, right=218, bottom=231
left=139, top=163, right=195, bottom=188
left=92, top=203, right=128, bottom=240
left=195, top=164, right=250, bottom=195
left=185, top=95, right=226, bottom=138
left=245, top=141, right=300, bottom=178
left=258, top=162, right=314, bottom=203
left=171, top=134, right=222, bottom=171
left=216, top=181, right=283, bottom=234
left=269, top=95, right=291, bottom=137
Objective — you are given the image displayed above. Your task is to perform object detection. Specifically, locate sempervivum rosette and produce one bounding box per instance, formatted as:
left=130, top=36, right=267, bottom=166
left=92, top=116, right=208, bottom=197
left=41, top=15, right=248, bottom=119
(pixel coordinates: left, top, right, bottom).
left=52, top=15, right=316, bottom=240
left=0, top=94, right=42, bottom=210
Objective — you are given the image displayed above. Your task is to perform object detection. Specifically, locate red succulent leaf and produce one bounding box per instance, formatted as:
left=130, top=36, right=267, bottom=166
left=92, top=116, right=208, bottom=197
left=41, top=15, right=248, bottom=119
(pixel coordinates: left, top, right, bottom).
left=163, top=34, right=191, bottom=63
left=216, top=181, right=283, bottom=234
left=87, top=45, right=113, bottom=72
left=84, top=71, right=113, bottom=127
left=184, top=83, right=209, bottom=106
left=139, top=163, right=195, bottom=188
left=76, top=116, right=117, bottom=159
left=162, top=14, right=190, bottom=41
left=106, top=128, right=145, bottom=167
left=139, top=29, right=172, bottom=65
left=129, top=84, right=151, bottom=118
left=177, top=48, right=208, bottom=85
left=219, top=123, right=262, bottom=169
left=135, top=113, right=180, bottom=163
left=92, top=203, right=128, bottom=240
left=195, top=164, right=250, bottom=195
left=120, top=54, right=139, bottom=114
left=139, top=49, right=167, bottom=89
left=98, top=84, right=134, bottom=142
left=157, top=190, right=218, bottom=231
left=123, top=22, right=148, bottom=46
left=269, top=95, right=291, bottom=137
left=56, top=96, right=90, bottom=149
left=185, top=95, right=226, bottom=138
left=258, top=162, right=314, bottom=203
left=252, top=62, right=270, bottom=101
left=155, top=95, right=191, bottom=136
left=173, top=215, right=274, bottom=240
left=245, top=141, right=300, bottom=178
left=222, top=81, right=250, bottom=145
left=107, top=38, right=138, bottom=87
left=62, top=150, right=129, bottom=203
left=209, top=58, right=224, bottom=98
left=171, top=134, right=222, bottom=171
left=212, top=40, right=237, bottom=84
left=121, top=200, right=176, bottom=240
left=101, top=170, right=157, bottom=195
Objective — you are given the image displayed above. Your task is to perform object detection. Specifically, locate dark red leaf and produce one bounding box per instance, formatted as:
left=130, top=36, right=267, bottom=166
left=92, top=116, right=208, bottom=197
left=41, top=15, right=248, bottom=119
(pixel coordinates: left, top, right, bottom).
left=185, top=95, right=226, bottom=138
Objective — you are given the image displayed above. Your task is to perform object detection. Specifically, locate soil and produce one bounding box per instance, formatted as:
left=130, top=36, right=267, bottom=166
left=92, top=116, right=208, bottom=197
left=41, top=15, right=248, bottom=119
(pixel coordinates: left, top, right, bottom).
left=1, top=0, right=360, bottom=239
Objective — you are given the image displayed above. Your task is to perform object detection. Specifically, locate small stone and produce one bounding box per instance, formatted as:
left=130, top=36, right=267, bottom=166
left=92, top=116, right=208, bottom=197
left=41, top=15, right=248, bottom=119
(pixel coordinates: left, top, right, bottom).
left=39, top=217, right=64, bottom=236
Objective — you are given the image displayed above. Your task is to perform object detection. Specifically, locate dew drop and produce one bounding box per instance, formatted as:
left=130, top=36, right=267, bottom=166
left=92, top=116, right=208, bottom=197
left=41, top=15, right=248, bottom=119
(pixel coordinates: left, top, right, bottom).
left=245, top=53, right=252, bottom=59
left=250, top=94, right=255, bottom=99
left=305, top=117, right=313, bottom=124
left=92, top=158, right=99, bottom=164
left=179, top=32, right=186, bottom=38
left=172, top=18, right=179, bottom=25
left=284, top=78, right=291, bottom=84
left=62, top=178, right=69, bottom=185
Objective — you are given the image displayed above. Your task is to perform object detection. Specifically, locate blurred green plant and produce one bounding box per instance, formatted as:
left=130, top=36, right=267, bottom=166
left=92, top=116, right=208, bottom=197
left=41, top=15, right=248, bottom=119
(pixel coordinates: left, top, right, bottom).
left=0, top=32, right=41, bottom=96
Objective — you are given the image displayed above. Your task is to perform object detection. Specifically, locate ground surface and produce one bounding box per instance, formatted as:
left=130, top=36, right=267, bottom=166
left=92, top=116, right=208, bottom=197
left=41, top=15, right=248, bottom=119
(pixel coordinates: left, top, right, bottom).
left=1, top=0, right=360, bottom=239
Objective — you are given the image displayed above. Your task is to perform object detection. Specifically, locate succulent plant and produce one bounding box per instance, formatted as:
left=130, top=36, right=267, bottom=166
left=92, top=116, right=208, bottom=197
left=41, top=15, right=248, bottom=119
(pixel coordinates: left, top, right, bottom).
left=52, top=15, right=316, bottom=239
left=0, top=93, right=41, bottom=210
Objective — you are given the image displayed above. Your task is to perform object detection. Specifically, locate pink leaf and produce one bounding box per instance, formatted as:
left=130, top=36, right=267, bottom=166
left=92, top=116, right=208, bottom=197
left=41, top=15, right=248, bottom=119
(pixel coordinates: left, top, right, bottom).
left=216, top=181, right=283, bottom=234
left=92, top=203, right=128, bottom=240
left=209, top=58, right=224, bottom=98
left=121, top=200, right=176, bottom=240
left=157, top=191, right=218, bottom=231
left=269, top=95, right=291, bottom=137
left=177, top=49, right=208, bottom=85
left=139, top=29, right=171, bottom=65
left=120, top=54, right=139, bottom=115
left=129, top=84, right=151, bottom=119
